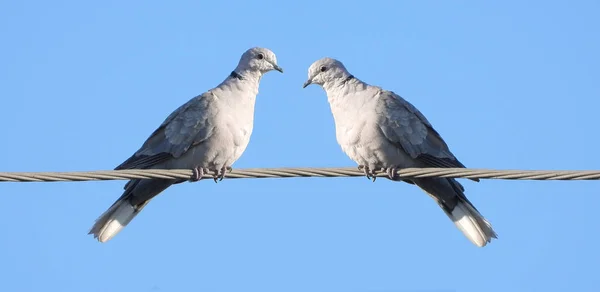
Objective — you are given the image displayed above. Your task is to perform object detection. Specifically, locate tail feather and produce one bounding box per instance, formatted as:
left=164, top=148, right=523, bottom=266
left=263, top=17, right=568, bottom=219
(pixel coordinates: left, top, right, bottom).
left=413, top=178, right=497, bottom=247
left=89, top=178, right=174, bottom=243
left=88, top=200, right=143, bottom=243
left=443, top=199, right=497, bottom=247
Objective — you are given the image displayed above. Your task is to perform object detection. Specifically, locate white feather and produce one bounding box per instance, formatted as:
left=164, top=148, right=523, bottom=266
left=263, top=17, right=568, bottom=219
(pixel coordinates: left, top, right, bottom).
left=448, top=201, right=495, bottom=247
left=89, top=202, right=136, bottom=243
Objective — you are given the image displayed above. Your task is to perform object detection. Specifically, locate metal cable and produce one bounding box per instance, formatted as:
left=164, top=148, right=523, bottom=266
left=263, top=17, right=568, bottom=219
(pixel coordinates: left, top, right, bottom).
left=0, top=167, right=599, bottom=183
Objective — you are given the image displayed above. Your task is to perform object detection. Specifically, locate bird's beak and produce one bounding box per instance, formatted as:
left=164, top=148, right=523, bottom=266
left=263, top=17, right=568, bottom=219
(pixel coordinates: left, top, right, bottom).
left=272, top=64, right=284, bottom=73
left=302, top=79, right=312, bottom=88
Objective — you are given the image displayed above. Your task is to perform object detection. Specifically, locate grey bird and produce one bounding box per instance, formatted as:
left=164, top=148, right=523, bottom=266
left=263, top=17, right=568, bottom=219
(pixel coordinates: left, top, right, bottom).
left=89, top=47, right=283, bottom=243
left=303, top=57, right=497, bottom=247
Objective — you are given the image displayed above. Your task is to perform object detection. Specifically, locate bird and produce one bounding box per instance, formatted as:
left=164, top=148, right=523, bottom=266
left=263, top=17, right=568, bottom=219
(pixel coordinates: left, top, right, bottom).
left=302, top=57, right=497, bottom=247
left=88, top=47, right=283, bottom=243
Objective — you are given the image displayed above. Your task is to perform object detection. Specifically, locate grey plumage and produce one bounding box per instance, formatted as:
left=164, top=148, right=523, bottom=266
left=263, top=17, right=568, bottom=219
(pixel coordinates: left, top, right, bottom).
left=89, top=47, right=283, bottom=243
left=303, top=57, right=497, bottom=247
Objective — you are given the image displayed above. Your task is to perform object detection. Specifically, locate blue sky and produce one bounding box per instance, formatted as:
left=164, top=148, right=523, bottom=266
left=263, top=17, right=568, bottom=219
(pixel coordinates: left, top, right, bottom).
left=1, top=1, right=599, bottom=291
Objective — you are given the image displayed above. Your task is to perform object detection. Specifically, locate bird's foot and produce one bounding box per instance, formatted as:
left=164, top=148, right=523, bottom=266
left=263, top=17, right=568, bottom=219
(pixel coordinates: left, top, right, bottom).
left=385, top=166, right=402, bottom=180
left=213, top=166, right=232, bottom=183
left=358, top=165, right=378, bottom=182
left=190, top=166, right=209, bottom=182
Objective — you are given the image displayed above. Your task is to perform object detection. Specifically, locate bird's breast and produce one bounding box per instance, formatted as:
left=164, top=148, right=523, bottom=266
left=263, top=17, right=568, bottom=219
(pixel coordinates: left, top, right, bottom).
left=332, top=108, right=402, bottom=168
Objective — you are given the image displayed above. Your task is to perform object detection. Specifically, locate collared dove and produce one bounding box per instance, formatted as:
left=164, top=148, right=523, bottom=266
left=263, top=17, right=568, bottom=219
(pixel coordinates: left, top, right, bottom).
left=89, top=47, right=283, bottom=243
left=303, top=57, right=497, bottom=247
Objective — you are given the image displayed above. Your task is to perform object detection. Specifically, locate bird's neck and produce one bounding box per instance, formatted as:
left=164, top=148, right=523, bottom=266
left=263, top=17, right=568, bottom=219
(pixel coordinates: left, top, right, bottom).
left=232, top=65, right=263, bottom=83
left=324, top=75, right=368, bottom=101
left=215, top=68, right=262, bottom=97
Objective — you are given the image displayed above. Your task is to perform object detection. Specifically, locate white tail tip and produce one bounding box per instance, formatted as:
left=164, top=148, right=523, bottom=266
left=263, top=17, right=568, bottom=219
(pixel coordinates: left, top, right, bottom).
left=449, top=201, right=497, bottom=247
left=89, top=202, right=137, bottom=243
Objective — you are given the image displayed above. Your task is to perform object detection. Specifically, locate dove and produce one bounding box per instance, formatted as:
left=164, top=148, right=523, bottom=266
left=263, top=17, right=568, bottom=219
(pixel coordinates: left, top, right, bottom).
left=89, top=47, right=283, bottom=243
left=303, top=57, right=497, bottom=247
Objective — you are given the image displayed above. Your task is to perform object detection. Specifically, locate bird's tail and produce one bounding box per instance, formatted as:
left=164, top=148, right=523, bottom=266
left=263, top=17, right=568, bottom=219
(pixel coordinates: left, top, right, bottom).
left=413, top=178, right=497, bottom=247
left=441, top=197, right=497, bottom=247
left=89, top=178, right=173, bottom=243
left=88, top=198, right=150, bottom=243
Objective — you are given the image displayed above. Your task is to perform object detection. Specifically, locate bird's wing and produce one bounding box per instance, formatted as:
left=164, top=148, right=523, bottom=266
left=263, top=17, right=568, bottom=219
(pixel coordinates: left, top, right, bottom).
left=376, top=89, right=474, bottom=174
left=115, top=91, right=217, bottom=170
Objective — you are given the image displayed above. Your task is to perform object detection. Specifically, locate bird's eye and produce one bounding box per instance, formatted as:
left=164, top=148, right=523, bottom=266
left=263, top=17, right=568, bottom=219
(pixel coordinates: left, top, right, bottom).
left=257, top=53, right=264, bottom=60
left=320, top=66, right=327, bottom=72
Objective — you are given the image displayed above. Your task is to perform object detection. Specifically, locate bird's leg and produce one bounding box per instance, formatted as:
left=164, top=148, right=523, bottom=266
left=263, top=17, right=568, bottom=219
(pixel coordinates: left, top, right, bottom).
left=357, top=165, right=378, bottom=182
left=190, top=166, right=207, bottom=182
left=370, top=168, right=378, bottom=182
left=211, top=166, right=231, bottom=183
left=385, top=166, right=401, bottom=180
left=215, top=166, right=231, bottom=182
left=211, top=169, right=220, bottom=183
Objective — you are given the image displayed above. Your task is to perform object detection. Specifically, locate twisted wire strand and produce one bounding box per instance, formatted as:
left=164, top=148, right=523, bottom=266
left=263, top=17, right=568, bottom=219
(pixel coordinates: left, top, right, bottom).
left=0, top=167, right=599, bottom=183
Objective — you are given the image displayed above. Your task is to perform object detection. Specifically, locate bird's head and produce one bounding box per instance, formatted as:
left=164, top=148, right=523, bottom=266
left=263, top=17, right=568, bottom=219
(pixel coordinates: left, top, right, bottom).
left=238, top=47, right=283, bottom=74
left=303, top=57, right=350, bottom=88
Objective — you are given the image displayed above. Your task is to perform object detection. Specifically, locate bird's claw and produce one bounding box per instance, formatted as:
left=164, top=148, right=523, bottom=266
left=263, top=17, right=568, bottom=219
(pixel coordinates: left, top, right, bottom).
left=358, top=165, right=378, bottom=182
left=190, top=167, right=208, bottom=182
left=190, top=166, right=231, bottom=183
left=213, top=166, right=232, bottom=183
left=385, top=166, right=401, bottom=180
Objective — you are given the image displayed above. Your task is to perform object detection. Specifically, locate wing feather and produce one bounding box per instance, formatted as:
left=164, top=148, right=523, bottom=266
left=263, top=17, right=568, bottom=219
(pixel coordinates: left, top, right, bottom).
left=377, top=90, right=478, bottom=182
left=115, top=92, right=216, bottom=170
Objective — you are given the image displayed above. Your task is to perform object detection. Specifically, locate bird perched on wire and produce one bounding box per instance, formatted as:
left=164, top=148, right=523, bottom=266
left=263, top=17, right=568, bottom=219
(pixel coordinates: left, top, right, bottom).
left=303, top=57, right=497, bottom=247
left=89, top=47, right=283, bottom=243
